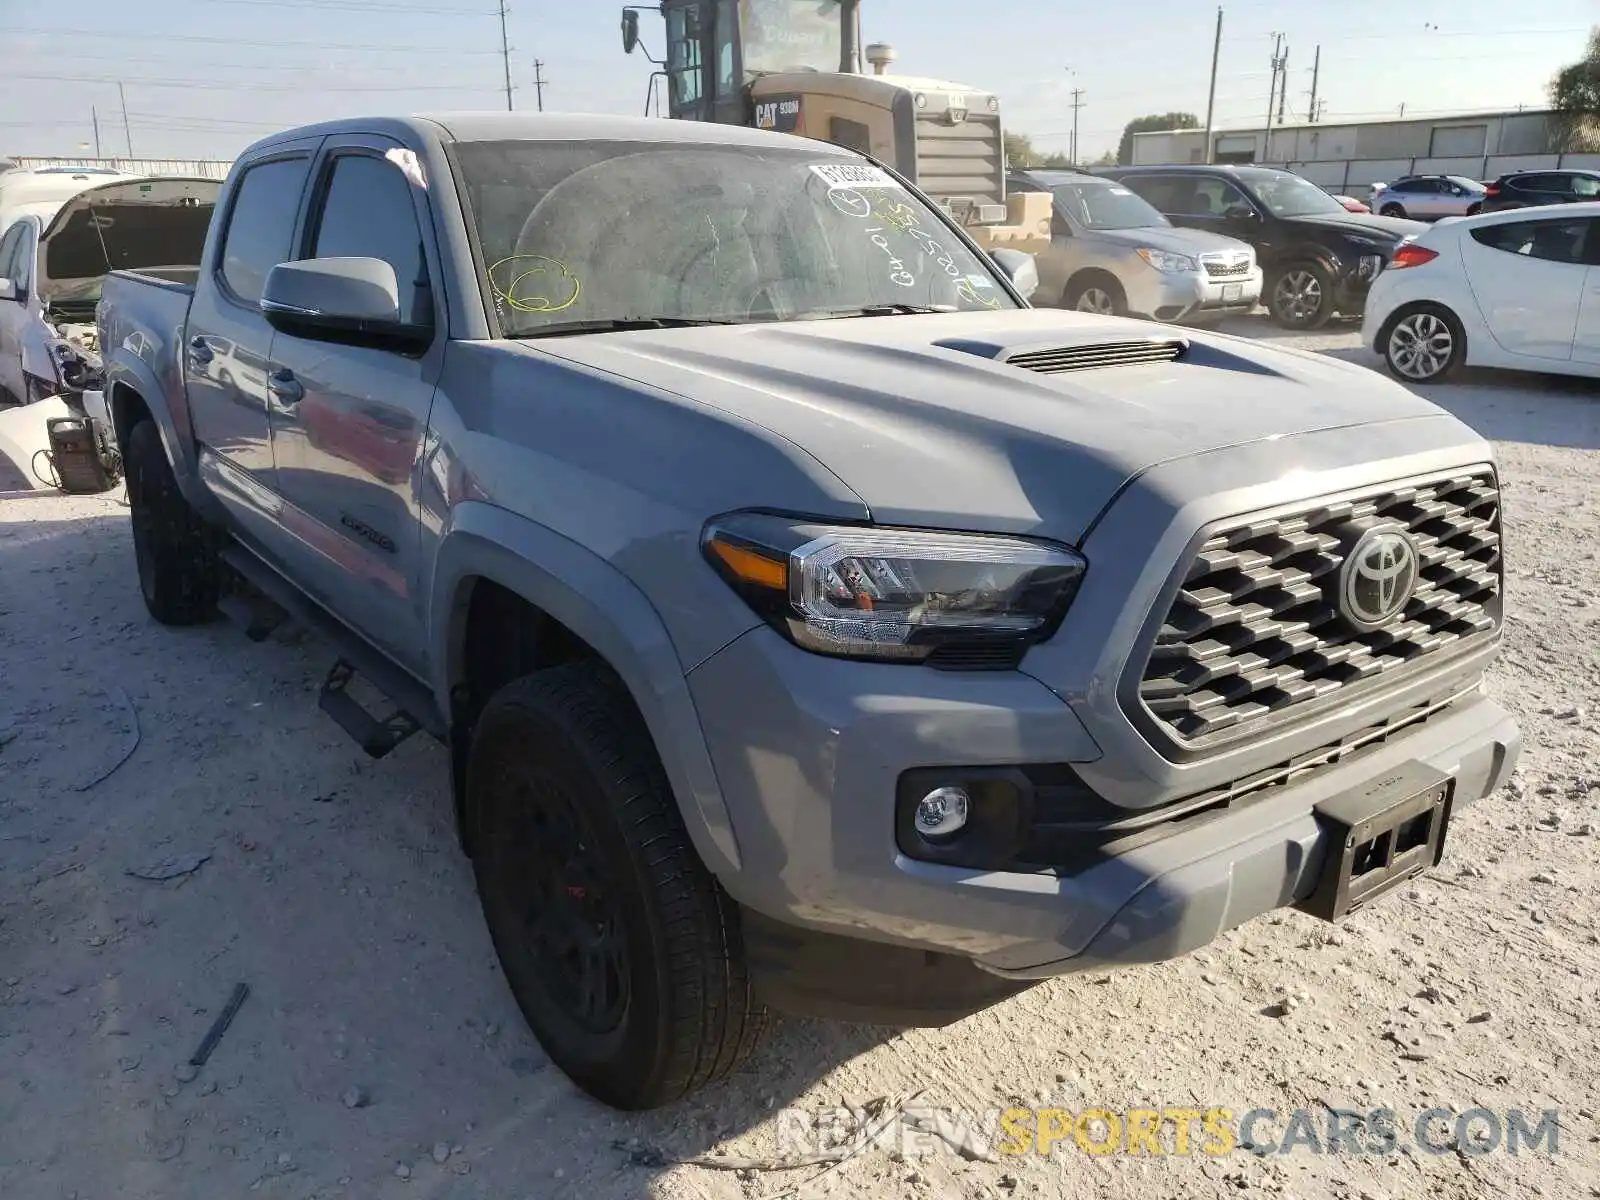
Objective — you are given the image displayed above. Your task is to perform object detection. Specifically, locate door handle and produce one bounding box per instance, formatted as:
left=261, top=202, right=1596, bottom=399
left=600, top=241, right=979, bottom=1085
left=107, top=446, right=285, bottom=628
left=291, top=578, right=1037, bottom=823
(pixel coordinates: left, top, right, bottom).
left=266, top=368, right=304, bottom=405
left=187, top=336, right=214, bottom=366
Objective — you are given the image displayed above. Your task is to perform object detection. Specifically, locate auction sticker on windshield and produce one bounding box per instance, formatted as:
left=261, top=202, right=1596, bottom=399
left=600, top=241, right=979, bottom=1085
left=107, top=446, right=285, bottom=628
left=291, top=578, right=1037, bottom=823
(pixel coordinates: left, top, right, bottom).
left=810, top=163, right=903, bottom=190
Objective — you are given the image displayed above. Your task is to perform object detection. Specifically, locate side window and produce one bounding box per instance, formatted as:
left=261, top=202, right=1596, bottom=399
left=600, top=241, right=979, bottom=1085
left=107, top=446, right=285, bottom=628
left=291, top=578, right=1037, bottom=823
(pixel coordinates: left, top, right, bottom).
left=828, top=117, right=872, bottom=155
left=1410, top=179, right=1440, bottom=194
left=1571, top=175, right=1600, bottom=199
left=0, top=223, right=23, bottom=285
left=1191, top=177, right=1250, bottom=215
left=11, top=227, right=34, bottom=289
left=714, top=0, right=738, bottom=94
left=1470, top=218, right=1589, bottom=265
left=1122, top=175, right=1186, bottom=213
left=308, top=154, right=430, bottom=327
left=220, top=156, right=312, bottom=305
left=1517, top=174, right=1563, bottom=194
left=666, top=8, right=704, bottom=106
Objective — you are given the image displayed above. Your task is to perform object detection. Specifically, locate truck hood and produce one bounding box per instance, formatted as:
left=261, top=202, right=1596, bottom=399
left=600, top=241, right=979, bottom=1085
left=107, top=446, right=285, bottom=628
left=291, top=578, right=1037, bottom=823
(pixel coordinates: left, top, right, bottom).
left=1284, top=210, right=1426, bottom=242
left=1089, top=224, right=1254, bottom=256
left=38, top=177, right=220, bottom=307
left=531, top=308, right=1449, bottom=543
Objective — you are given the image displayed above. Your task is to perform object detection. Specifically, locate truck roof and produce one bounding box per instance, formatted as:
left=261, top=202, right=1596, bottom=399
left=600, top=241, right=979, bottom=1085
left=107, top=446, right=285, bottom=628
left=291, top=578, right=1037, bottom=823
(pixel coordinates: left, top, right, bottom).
left=240, top=111, right=836, bottom=158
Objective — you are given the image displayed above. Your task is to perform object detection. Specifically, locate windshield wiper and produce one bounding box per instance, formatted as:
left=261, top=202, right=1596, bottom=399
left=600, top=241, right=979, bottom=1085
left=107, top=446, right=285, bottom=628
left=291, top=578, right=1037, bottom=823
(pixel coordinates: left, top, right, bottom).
left=519, top=317, right=742, bottom=339
left=799, top=303, right=955, bottom=320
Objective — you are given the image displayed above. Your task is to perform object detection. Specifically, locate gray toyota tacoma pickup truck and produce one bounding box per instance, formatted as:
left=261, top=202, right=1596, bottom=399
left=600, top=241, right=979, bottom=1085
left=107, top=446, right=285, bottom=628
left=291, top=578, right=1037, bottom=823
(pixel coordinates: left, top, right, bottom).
left=96, top=112, right=1519, bottom=1111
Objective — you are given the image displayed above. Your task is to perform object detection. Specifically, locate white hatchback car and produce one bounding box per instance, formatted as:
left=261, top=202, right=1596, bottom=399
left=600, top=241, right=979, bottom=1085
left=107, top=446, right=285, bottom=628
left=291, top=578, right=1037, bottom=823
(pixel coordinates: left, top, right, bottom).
left=1362, top=201, right=1600, bottom=383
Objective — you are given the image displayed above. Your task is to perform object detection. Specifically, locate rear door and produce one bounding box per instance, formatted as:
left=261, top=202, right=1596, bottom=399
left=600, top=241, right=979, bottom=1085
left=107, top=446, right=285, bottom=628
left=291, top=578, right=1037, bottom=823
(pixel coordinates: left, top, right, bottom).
left=1461, top=214, right=1589, bottom=360
left=185, top=142, right=318, bottom=515
left=264, top=136, right=443, bottom=673
left=1403, top=178, right=1442, bottom=219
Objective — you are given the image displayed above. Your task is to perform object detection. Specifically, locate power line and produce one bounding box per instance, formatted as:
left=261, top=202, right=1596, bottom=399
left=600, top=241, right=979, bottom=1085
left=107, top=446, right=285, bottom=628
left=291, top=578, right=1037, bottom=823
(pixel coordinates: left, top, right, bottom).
left=6, top=72, right=503, bottom=94
left=207, top=0, right=496, bottom=11
left=6, top=26, right=504, bottom=54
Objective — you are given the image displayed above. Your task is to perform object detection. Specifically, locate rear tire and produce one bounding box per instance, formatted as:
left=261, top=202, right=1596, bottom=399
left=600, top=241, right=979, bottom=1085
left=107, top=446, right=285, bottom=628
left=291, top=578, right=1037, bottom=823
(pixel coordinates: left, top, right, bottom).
left=1380, top=303, right=1465, bottom=384
left=124, top=419, right=223, bottom=625
left=1380, top=202, right=1407, bottom=218
left=1266, top=262, right=1335, bottom=330
left=468, top=664, right=768, bottom=1110
left=1466, top=202, right=1482, bottom=217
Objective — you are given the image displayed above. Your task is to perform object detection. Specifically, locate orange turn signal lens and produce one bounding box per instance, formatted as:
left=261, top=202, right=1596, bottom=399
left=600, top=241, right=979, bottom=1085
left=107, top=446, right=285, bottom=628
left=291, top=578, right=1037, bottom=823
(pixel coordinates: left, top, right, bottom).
left=707, top=538, right=788, bottom=591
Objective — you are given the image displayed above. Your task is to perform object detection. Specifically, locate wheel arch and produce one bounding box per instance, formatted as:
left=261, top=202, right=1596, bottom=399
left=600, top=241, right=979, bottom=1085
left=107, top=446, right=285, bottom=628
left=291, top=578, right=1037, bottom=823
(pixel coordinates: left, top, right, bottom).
left=104, top=354, right=217, bottom=517
left=431, top=502, right=742, bottom=877
left=1063, top=267, right=1126, bottom=307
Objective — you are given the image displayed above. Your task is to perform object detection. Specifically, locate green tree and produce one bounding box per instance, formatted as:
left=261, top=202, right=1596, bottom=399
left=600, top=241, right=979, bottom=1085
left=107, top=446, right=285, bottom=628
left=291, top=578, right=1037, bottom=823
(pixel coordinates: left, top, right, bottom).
left=1117, top=112, right=1200, bottom=165
left=1003, top=132, right=1039, bottom=169
left=1549, top=26, right=1600, bottom=152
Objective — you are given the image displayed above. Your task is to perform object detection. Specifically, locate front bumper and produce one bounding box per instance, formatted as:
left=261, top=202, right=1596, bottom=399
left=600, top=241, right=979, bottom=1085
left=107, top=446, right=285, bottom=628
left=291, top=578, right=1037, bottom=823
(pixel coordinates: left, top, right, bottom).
left=1126, top=266, right=1263, bottom=322
left=688, top=623, right=1518, bottom=978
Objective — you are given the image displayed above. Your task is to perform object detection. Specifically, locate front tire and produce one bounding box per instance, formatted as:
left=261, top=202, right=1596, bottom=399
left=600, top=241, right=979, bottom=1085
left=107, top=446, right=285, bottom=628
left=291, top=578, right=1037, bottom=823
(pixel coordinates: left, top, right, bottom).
left=124, top=419, right=223, bottom=625
left=1066, top=274, right=1127, bottom=317
left=468, top=664, right=768, bottom=1110
left=1381, top=304, right=1465, bottom=383
left=1267, top=262, right=1335, bottom=329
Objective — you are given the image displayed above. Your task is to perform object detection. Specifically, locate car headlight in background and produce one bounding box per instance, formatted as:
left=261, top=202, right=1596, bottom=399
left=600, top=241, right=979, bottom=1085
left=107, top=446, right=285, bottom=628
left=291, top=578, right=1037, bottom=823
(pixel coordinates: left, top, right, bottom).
left=1136, top=248, right=1199, bottom=274
left=1356, top=254, right=1384, bottom=280
left=702, top=513, right=1087, bottom=666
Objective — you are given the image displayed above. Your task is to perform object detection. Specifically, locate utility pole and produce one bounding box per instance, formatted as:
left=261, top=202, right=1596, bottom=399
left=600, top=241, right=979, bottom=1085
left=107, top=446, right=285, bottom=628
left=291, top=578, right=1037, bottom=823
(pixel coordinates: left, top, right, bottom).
left=533, top=60, right=547, bottom=111
left=118, top=82, right=133, bottom=158
left=498, top=0, right=513, bottom=110
left=1276, top=46, right=1289, bottom=126
left=1203, top=6, right=1223, bottom=164
left=1071, top=89, right=1086, bottom=165
left=1264, top=33, right=1285, bottom=162
left=1306, top=44, right=1321, bottom=123
left=91, top=106, right=102, bottom=158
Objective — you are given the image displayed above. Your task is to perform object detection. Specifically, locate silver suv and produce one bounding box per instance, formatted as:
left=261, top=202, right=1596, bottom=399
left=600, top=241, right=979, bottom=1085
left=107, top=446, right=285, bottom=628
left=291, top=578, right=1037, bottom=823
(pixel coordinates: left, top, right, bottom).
left=1370, top=175, right=1486, bottom=221
left=1009, top=169, right=1262, bottom=321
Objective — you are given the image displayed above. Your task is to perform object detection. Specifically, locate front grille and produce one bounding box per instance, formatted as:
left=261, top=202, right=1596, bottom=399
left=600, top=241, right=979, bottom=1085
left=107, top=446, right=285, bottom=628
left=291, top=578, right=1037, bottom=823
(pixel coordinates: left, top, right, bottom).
left=1004, top=339, right=1187, bottom=374
left=914, top=113, right=1003, bottom=206
left=1134, top=469, right=1502, bottom=747
left=1202, top=256, right=1252, bottom=278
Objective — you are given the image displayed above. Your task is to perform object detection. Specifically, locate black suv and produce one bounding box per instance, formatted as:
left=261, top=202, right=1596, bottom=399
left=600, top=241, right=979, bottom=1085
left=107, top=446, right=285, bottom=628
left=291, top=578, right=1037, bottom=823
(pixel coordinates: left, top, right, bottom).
left=1097, top=164, right=1426, bottom=329
left=1480, top=169, right=1600, bottom=213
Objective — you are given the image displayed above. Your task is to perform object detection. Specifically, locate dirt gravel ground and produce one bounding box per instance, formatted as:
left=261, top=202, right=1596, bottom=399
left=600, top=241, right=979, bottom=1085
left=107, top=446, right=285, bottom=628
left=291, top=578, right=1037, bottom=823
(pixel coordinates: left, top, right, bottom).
left=2, top=321, right=1598, bottom=1200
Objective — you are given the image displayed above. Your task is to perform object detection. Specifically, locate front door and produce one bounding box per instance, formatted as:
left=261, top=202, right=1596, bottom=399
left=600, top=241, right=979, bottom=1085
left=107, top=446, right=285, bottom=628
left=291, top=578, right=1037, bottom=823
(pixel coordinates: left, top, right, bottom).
left=1461, top=214, right=1590, bottom=361
left=265, top=137, right=443, bottom=676
left=1572, top=220, right=1600, bottom=366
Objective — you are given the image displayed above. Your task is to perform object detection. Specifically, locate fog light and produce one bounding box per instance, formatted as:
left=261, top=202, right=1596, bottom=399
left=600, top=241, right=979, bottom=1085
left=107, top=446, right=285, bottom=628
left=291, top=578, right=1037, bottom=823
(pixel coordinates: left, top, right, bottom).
left=914, top=786, right=971, bottom=841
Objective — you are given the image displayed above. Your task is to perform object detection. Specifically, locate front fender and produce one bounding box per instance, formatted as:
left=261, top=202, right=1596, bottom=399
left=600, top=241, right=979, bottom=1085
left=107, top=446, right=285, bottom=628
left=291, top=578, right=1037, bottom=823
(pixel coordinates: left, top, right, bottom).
left=430, top=502, right=744, bottom=877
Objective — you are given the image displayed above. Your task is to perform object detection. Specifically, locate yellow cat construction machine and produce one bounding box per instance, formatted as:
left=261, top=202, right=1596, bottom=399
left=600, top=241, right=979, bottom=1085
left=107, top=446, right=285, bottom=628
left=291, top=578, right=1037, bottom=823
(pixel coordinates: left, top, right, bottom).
left=622, top=0, right=1009, bottom=225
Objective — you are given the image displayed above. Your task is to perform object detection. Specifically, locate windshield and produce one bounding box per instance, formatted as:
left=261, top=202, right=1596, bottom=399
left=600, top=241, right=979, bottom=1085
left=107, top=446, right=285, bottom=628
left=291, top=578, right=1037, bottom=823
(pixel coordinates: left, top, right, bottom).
left=1047, top=180, right=1169, bottom=230
left=741, top=0, right=843, bottom=76
left=1236, top=169, right=1346, bottom=218
left=451, top=139, right=1020, bottom=337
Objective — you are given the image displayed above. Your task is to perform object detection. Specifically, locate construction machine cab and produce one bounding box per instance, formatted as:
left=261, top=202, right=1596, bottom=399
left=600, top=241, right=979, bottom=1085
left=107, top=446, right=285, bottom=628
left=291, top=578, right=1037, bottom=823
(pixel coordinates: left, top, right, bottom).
left=622, top=0, right=1008, bottom=225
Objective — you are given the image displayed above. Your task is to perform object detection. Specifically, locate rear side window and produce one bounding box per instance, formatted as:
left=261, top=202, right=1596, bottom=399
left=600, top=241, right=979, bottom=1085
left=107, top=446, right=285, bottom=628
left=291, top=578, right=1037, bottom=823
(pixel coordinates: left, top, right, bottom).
left=307, top=154, right=430, bottom=327
left=1572, top=175, right=1600, bottom=199
left=220, top=156, right=311, bottom=305
left=1470, top=217, right=1591, bottom=265
left=0, top=222, right=25, bottom=286
left=1120, top=175, right=1188, bottom=213
left=1514, top=173, right=1566, bottom=194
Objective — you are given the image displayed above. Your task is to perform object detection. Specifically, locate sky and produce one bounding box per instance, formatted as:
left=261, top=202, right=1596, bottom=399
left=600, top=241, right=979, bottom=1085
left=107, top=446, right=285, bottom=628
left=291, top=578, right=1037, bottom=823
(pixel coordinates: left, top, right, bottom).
left=0, top=0, right=1594, bottom=163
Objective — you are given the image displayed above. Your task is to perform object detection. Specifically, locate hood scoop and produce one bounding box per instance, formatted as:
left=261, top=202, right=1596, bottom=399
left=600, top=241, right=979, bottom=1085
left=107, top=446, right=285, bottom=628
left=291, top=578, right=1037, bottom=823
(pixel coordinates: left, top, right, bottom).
left=936, top=332, right=1189, bottom=375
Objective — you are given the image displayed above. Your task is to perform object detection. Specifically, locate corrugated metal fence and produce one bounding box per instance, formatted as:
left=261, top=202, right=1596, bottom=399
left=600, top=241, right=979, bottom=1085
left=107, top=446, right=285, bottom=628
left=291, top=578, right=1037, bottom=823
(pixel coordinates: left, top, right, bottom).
left=2, top=156, right=235, bottom=180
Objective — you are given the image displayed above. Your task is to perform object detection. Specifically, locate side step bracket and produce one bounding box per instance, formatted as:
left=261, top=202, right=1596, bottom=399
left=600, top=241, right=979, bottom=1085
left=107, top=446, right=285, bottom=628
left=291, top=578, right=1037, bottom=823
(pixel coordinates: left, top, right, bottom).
left=319, top=659, right=421, bottom=759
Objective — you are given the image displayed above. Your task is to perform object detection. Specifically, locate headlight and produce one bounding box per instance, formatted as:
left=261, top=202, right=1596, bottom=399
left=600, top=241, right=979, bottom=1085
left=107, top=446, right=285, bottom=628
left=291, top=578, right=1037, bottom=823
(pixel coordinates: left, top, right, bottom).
left=1356, top=254, right=1384, bottom=280
left=702, top=513, right=1087, bottom=666
left=1136, top=248, right=1199, bottom=274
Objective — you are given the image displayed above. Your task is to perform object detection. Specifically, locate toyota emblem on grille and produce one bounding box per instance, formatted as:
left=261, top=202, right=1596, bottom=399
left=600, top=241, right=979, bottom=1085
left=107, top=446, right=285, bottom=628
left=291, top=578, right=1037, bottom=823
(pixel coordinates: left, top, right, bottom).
left=1339, top=527, right=1420, bottom=629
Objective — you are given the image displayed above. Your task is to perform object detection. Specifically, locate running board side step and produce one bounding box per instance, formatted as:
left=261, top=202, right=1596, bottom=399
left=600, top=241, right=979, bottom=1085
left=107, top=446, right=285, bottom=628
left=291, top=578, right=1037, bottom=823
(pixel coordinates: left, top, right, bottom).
left=319, top=660, right=421, bottom=759
left=219, top=544, right=446, bottom=757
